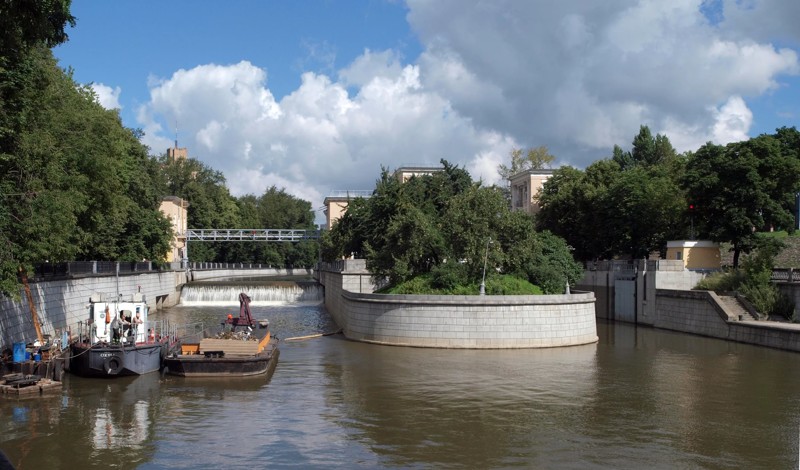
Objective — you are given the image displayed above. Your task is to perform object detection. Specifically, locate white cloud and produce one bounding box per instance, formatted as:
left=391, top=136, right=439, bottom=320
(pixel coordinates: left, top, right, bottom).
left=137, top=1, right=799, bottom=224
left=91, top=83, right=122, bottom=110
left=407, top=0, right=798, bottom=158
left=138, top=59, right=516, bottom=224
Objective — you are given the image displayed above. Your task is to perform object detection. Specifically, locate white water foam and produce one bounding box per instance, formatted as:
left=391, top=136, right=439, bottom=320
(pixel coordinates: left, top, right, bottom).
left=180, top=284, right=323, bottom=306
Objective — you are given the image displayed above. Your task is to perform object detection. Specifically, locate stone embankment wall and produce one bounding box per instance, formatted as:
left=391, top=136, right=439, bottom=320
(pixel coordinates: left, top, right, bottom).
left=317, top=261, right=598, bottom=349
left=0, top=270, right=187, bottom=350
left=649, top=289, right=800, bottom=352
left=578, top=259, right=800, bottom=352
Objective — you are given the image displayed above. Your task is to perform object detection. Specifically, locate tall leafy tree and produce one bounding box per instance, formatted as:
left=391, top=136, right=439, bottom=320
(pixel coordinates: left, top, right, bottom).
left=684, top=133, right=800, bottom=267
left=1, top=1, right=76, bottom=295
left=323, top=160, right=582, bottom=293
left=613, top=125, right=677, bottom=170
left=498, top=146, right=556, bottom=176
left=538, top=128, right=684, bottom=261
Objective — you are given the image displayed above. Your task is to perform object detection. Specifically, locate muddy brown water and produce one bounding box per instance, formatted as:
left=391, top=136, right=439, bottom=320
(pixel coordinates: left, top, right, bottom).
left=1, top=290, right=800, bottom=469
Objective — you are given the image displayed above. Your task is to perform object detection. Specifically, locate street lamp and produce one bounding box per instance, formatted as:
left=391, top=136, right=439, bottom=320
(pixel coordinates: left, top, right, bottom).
left=480, top=237, right=492, bottom=296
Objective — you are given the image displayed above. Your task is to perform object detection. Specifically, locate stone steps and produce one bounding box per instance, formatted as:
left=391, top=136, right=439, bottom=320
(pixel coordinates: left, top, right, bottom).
left=718, top=295, right=756, bottom=321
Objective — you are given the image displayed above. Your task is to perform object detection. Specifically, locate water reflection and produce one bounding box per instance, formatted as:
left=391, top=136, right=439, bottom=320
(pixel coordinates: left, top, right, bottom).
left=320, top=338, right=599, bottom=468
left=3, top=303, right=800, bottom=469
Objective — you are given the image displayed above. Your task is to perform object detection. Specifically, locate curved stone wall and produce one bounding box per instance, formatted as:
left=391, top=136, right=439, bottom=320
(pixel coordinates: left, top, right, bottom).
left=320, top=270, right=597, bottom=349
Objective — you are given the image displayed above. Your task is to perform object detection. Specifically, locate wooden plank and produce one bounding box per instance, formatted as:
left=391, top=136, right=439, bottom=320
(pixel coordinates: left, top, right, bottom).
left=199, top=338, right=259, bottom=356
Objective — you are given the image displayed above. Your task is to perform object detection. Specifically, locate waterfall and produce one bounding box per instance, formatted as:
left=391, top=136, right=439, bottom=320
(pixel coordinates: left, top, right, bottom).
left=180, top=283, right=323, bottom=306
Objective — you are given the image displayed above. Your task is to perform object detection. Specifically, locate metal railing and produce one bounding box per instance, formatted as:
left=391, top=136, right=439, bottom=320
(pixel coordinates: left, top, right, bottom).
left=186, top=229, right=320, bottom=242
left=326, top=190, right=373, bottom=199
left=33, top=261, right=177, bottom=280
left=771, top=268, right=800, bottom=283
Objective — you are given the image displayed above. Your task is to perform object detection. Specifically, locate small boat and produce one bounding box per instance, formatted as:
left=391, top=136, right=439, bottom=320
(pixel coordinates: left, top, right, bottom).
left=163, top=293, right=279, bottom=377
left=69, top=293, right=178, bottom=378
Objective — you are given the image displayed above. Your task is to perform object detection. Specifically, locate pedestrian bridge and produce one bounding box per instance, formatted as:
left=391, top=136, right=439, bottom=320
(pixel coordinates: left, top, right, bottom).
left=186, top=229, right=320, bottom=242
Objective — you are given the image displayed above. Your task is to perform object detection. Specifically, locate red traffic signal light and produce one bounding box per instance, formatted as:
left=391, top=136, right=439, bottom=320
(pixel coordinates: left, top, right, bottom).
left=688, top=203, right=695, bottom=211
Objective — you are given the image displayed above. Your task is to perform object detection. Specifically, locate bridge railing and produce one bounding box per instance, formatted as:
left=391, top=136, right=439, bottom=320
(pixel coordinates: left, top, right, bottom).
left=186, top=229, right=320, bottom=242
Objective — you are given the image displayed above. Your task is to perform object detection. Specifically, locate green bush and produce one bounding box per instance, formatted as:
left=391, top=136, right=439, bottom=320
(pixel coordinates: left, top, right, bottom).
left=378, top=273, right=542, bottom=295
left=430, top=262, right=468, bottom=291
left=738, top=283, right=779, bottom=316
left=695, top=269, right=745, bottom=291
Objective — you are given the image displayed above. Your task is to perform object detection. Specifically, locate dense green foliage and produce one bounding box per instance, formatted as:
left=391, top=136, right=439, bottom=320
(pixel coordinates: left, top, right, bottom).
left=683, top=129, right=800, bottom=267
left=379, top=273, right=543, bottom=295
left=321, top=161, right=583, bottom=294
left=537, top=125, right=800, bottom=267
left=537, top=126, right=686, bottom=260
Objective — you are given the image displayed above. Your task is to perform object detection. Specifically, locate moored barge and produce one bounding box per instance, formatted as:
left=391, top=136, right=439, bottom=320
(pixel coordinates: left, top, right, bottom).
left=163, top=292, right=279, bottom=377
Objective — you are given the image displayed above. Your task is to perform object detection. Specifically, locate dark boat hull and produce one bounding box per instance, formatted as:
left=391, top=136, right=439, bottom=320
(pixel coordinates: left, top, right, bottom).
left=163, top=339, right=279, bottom=377
left=69, top=342, right=166, bottom=378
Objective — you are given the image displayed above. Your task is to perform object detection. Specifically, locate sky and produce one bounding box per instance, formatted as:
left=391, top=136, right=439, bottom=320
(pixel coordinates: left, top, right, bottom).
left=53, top=0, right=800, bottom=225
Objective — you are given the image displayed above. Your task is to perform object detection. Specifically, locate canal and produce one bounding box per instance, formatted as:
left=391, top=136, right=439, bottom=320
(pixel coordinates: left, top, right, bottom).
left=1, top=278, right=799, bottom=469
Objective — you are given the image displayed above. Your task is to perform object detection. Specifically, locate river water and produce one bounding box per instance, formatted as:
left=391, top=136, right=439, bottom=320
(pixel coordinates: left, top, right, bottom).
left=2, top=278, right=800, bottom=469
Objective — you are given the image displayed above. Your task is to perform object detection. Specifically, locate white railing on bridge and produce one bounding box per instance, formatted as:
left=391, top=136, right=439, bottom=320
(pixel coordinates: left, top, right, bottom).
left=186, top=229, right=320, bottom=242
left=326, top=190, right=373, bottom=199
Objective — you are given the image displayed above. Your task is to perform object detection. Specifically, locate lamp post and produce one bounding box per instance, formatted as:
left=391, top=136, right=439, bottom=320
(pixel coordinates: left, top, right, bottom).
left=480, top=237, right=492, bottom=296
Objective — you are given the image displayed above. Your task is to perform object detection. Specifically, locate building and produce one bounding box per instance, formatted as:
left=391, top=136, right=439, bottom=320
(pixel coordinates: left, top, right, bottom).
left=323, top=190, right=373, bottom=229
left=167, top=144, right=188, bottom=162
left=393, top=165, right=443, bottom=183
left=509, top=168, right=555, bottom=214
left=323, top=166, right=443, bottom=230
left=159, top=196, right=189, bottom=263
left=665, top=240, right=721, bottom=270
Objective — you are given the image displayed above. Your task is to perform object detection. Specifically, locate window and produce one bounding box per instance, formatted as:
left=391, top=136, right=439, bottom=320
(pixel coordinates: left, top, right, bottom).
left=676, top=251, right=682, bottom=260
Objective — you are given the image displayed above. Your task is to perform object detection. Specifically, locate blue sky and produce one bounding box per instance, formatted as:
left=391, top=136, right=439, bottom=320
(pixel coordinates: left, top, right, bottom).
left=53, top=0, right=800, bottom=220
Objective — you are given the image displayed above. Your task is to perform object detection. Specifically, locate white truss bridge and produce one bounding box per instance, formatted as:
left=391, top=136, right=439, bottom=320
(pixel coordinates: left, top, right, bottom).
left=186, top=229, right=321, bottom=242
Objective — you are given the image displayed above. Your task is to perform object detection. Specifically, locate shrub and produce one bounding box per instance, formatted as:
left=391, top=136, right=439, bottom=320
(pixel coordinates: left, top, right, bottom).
left=378, top=273, right=542, bottom=295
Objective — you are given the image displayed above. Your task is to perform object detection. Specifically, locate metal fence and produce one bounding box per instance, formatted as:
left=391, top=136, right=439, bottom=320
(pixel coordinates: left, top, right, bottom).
left=32, top=261, right=181, bottom=280
left=771, top=268, right=800, bottom=283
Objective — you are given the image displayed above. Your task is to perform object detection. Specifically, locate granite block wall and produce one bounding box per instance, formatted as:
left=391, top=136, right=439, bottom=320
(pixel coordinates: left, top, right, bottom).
left=318, top=269, right=598, bottom=349
left=0, top=270, right=187, bottom=350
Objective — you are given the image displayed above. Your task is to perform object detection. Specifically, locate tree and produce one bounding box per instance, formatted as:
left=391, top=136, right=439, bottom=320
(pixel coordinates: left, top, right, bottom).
left=1, top=44, right=173, bottom=294
left=605, top=165, right=685, bottom=258
left=683, top=134, right=800, bottom=267
left=613, top=125, right=677, bottom=170
left=536, top=162, right=621, bottom=261
left=538, top=128, right=685, bottom=261
left=324, top=159, right=583, bottom=293
left=158, top=155, right=240, bottom=262
left=497, top=146, right=556, bottom=181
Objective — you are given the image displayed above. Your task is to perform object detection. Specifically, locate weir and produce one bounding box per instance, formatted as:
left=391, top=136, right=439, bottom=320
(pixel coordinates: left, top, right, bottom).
left=180, top=282, right=323, bottom=306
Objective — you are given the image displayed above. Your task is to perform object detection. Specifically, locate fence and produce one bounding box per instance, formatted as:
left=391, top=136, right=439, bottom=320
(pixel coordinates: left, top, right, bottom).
left=32, top=261, right=180, bottom=280
left=771, top=268, right=800, bottom=283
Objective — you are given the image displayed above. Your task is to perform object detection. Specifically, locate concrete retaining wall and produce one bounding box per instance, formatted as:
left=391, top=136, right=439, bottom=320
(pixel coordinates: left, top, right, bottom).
left=318, top=268, right=598, bottom=349
left=0, top=270, right=187, bottom=350
left=776, top=283, right=800, bottom=315
left=652, top=289, right=800, bottom=352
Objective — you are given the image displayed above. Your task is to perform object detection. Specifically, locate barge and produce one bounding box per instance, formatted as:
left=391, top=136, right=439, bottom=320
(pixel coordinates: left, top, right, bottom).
left=163, top=293, right=279, bottom=377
